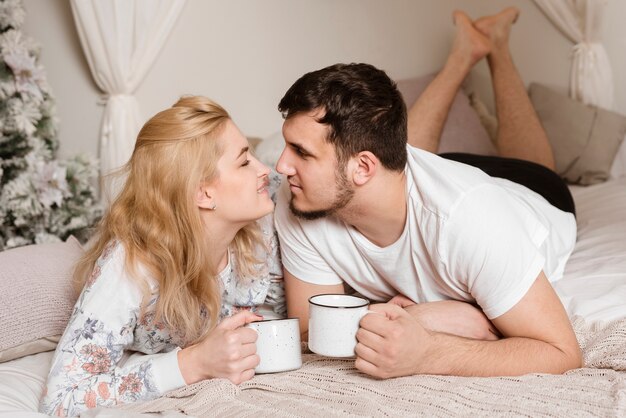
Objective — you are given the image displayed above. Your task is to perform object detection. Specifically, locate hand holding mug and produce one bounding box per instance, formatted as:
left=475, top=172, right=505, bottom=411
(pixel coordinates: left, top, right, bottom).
left=355, top=303, right=430, bottom=379
left=178, top=310, right=262, bottom=385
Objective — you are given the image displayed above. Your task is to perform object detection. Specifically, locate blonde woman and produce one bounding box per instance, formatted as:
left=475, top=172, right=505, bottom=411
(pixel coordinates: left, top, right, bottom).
left=40, top=96, right=285, bottom=416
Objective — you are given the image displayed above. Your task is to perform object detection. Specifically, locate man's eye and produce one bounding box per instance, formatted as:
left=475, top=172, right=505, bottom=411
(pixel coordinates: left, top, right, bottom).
left=295, top=148, right=307, bottom=157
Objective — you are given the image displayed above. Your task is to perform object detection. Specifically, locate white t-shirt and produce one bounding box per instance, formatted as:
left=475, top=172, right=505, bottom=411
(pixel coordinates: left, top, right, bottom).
left=274, top=145, right=577, bottom=319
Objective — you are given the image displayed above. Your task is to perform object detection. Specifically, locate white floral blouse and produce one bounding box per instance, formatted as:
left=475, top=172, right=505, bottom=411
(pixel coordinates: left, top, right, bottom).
left=39, top=192, right=285, bottom=416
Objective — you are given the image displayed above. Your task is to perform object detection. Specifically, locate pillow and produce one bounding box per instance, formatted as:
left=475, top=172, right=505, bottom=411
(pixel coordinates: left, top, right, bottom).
left=0, top=237, right=84, bottom=363
left=247, top=136, right=262, bottom=151
left=610, top=135, right=626, bottom=179
left=395, top=73, right=497, bottom=155
left=529, top=83, right=626, bottom=185
left=255, top=130, right=285, bottom=168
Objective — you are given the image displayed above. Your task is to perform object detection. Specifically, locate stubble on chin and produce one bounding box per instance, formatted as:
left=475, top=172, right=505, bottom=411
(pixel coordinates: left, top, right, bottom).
left=289, top=198, right=330, bottom=220
left=288, top=171, right=354, bottom=221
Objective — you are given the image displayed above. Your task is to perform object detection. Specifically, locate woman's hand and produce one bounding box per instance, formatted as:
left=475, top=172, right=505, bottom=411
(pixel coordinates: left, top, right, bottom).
left=178, top=310, right=262, bottom=385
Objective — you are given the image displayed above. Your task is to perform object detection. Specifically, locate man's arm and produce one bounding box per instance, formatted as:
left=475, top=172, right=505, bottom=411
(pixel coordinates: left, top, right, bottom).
left=355, top=271, right=582, bottom=378
left=389, top=295, right=501, bottom=341
left=284, top=268, right=345, bottom=337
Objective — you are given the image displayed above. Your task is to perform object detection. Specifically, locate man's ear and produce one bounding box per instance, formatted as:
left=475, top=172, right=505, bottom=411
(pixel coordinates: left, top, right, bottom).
left=196, top=185, right=216, bottom=210
left=350, top=151, right=378, bottom=186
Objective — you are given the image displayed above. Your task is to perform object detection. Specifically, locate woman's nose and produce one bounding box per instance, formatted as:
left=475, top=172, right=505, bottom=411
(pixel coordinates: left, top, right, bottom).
left=253, top=155, right=271, bottom=177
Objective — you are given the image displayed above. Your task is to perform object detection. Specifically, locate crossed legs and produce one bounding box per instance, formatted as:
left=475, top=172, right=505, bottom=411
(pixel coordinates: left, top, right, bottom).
left=407, top=7, right=556, bottom=171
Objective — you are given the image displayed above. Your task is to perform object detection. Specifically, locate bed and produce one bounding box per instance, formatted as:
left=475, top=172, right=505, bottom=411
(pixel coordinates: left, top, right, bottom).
left=2, top=78, right=626, bottom=417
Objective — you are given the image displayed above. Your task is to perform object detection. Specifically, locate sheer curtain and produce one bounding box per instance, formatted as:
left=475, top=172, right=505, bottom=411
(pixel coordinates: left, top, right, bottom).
left=70, top=0, right=186, bottom=178
left=533, top=0, right=613, bottom=109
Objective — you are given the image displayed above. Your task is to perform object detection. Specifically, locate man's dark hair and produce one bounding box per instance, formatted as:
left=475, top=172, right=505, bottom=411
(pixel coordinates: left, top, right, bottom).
left=278, top=63, right=408, bottom=171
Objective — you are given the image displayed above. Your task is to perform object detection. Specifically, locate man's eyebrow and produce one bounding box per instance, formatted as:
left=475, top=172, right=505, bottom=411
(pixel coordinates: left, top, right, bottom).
left=288, top=141, right=313, bottom=155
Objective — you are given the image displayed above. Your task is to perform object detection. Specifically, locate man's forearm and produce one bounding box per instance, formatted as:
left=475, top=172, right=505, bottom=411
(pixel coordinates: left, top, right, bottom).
left=404, top=301, right=581, bottom=376
left=417, top=331, right=581, bottom=377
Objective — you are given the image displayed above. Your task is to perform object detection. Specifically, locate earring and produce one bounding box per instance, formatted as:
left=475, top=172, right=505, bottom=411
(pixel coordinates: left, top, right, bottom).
left=209, top=203, right=217, bottom=211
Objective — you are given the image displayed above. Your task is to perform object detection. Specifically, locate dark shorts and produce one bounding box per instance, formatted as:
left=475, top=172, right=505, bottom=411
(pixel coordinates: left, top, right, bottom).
left=439, top=153, right=576, bottom=217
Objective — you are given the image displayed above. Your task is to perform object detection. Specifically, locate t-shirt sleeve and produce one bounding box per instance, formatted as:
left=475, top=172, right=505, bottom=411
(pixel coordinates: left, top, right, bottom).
left=439, top=184, right=548, bottom=319
left=274, top=182, right=343, bottom=285
left=39, top=245, right=186, bottom=417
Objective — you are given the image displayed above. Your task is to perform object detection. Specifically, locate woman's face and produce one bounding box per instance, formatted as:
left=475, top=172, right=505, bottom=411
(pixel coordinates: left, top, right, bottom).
left=205, top=120, right=274, bottom=224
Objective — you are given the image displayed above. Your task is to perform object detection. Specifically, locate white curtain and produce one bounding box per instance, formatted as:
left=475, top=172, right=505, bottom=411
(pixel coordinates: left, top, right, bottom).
left=533, top=0, right=613, bottom=109
left=70, top=0, right=186, bottom=178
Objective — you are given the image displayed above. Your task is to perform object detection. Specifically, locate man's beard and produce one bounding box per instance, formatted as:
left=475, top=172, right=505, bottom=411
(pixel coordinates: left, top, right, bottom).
left=289, top=166, right=354, bottom=221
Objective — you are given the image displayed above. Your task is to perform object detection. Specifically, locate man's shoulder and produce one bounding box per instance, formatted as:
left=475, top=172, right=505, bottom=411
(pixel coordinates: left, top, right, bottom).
left=405, top=147, right=495, bottom=220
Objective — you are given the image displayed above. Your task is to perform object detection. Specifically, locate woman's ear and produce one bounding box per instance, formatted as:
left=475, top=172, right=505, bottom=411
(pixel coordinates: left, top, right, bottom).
left=351, top=151, right=378, bottom=186
left=196, top=185, right=217, bottom=210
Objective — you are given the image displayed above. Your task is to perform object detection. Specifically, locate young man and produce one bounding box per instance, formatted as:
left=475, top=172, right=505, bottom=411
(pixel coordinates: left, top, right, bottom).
left=273, top=8, right=581, bottom=379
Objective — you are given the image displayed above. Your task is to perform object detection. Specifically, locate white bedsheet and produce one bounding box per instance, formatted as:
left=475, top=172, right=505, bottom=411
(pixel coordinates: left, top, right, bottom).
left=0, top=351, right=52, bottom=417
left=1, top=178, right=625, bottom=417
left=554, top=178, right=626, bottom=322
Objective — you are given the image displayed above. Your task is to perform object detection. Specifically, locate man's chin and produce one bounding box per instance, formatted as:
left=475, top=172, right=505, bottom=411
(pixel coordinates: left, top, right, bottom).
left=289, top=200, right=330, bottom=221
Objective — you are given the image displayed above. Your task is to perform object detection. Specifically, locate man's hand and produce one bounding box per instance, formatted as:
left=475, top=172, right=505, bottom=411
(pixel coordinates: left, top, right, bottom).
left=355, top=304, right=431, bottom=378
left=389, top=295, right=500, bottom=341
left=387, top=294, right=417, bottom=308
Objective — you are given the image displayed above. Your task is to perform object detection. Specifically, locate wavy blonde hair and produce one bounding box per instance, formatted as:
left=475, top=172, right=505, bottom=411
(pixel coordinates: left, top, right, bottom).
left=74, top=96, right=263, bottom=345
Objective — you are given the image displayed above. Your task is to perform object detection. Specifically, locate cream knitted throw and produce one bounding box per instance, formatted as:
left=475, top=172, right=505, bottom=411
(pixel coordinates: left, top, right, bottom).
left=119, top=317, right=626, bottom=417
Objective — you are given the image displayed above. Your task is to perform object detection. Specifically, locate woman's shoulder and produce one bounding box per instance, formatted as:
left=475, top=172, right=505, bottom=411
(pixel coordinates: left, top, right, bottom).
left=82, top=240, right=157, bottom=301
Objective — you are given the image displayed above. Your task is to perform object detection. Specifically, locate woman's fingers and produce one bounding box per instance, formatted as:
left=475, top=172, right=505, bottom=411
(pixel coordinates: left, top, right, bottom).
left=218, top=310, right=263, bottom=331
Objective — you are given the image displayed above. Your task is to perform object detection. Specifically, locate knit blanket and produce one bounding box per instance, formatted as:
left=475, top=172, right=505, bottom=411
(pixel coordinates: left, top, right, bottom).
left=113, top=317, right=626, bottom=417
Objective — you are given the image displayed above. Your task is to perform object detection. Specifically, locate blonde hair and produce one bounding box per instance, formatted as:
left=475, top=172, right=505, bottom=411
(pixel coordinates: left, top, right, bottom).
left=74, top=96, right=263, bottom=345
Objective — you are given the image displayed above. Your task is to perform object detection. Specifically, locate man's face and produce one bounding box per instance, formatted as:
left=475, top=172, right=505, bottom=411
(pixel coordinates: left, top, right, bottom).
left=276, top=110, right=354, bottom=220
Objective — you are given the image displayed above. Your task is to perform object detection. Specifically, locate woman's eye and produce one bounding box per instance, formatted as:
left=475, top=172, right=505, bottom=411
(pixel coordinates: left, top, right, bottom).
left=241, top=160, right=251, bottom=167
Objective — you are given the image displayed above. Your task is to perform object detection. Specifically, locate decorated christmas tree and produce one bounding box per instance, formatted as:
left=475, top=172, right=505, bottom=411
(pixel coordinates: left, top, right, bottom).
left=0, top=0, right=101, bottom=250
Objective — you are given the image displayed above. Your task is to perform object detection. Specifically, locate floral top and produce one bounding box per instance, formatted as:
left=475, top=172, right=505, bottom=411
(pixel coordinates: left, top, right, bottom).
left=39, top=203, right=284, bottom=416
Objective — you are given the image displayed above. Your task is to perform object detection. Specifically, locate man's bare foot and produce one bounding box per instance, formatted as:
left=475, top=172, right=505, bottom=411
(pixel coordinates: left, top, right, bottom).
left=449, top=10, right=492, bottom=72
left=474, top=7, right=520, bottom=50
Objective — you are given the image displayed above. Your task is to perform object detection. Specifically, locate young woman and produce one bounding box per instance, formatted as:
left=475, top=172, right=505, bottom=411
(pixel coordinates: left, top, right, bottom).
left=40, top=96, right=285, bottom=416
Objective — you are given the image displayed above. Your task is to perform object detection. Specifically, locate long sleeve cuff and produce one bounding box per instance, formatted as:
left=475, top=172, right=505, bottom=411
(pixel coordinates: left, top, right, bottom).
left=150, top=347, right=186, bottom=394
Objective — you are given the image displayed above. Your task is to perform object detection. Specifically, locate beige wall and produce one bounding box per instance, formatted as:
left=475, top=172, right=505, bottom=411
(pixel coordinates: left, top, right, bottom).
left=22, top=0, right=626, bottom=160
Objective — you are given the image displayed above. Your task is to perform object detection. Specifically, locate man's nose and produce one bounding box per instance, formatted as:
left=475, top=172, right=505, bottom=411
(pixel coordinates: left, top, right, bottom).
left=275, top=149, right=294, bottom=175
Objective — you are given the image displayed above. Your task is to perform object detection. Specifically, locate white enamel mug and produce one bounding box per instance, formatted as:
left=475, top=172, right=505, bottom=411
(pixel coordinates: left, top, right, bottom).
left=246, top=318, right=302, bottom=374
left=308, top=294, right=370, bottom=358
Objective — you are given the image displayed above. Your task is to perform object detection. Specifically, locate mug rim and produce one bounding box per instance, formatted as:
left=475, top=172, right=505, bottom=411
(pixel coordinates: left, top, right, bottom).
left=247, top=317, right=300, bottom=324
left=308, top=293, right=369, bottom=309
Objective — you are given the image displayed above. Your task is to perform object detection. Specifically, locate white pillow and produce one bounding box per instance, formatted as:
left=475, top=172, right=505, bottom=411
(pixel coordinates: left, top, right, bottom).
left=0, top=351, right=54, bottom=414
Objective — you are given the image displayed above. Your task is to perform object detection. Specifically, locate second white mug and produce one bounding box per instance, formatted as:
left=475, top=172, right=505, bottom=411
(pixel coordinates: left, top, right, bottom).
left=308, top=294, right=370, bottom=358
